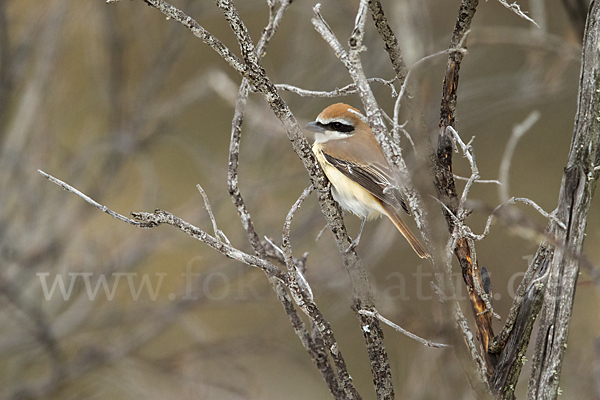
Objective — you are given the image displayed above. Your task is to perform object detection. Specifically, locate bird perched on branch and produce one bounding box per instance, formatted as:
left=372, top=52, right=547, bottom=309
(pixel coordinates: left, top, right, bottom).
left=306, top=103, right=429, bottom=259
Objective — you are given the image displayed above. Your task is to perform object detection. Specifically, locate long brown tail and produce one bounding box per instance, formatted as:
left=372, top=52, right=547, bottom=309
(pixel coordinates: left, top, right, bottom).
left=382, top=203, right=430, bottom=259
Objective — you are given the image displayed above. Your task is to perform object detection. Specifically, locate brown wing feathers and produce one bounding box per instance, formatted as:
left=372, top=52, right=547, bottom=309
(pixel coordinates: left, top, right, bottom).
left=322, top=152, right=430, bottom=259
left=322, top=152, right=409, bottom=213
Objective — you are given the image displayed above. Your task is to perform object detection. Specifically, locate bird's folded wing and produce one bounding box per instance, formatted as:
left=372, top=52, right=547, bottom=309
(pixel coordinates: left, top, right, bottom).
left=322, top=152, right=409, bottom=214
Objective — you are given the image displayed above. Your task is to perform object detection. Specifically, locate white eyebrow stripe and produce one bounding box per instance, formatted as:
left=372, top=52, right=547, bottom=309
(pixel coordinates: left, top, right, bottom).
left=316, top=116, right=354, bottom=125
left=347, top=108, right=367, bottom=122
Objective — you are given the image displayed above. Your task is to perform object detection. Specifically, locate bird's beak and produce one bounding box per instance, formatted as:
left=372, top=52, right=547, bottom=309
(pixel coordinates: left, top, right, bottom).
left=304, top=121, right=325, bottom=133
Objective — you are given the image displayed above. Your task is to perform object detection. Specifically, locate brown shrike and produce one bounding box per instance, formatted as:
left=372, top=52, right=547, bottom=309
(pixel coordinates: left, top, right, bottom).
left=306, top=103, right=429, bottom=259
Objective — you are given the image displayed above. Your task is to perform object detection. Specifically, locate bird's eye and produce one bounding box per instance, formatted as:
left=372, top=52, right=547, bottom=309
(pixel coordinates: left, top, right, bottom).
left=326, top=120, right=354, bottom=133
left=331, top=122, right=343, bottom=130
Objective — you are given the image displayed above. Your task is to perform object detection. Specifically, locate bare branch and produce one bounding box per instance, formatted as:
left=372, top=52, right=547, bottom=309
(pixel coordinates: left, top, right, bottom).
left=276, top=77, right=396, bottom=99
left=445, top=127, right=499, bottom=323
left=125, top=0, right=246, bottom=75
left=467, top=196, right=565, bottom=245
left=488, top=3, right=600, bottom=396
left=218, top=3, right=347, bottom=397
left=228, top=78, right=268, bottom=257
left=496, top=0, right=539, bottom=27
left=367, top=0, right=408, bottom=85
left=312, top=3, right=400, bottom=398
left=279, top=184, right=317, bottom=311
left=435, top=0, right=478, bottom=228
left=282, top=185, right=314, bottom=267
left=196, top=184, right=230, bottom=245
left=39, top=169, right=289, bottom=282
left=38, top=170, right=149, bottom=228
left=434, top=0, right=500, bottom=381
left=452, top=299, right=491, bottom=387
left=367, top=0, right=436, bottom=184
left=358, top=310, right=451, bottom=349
left=276, top=82, right=358, bottom=98
left=511, top=197, right=566, bottom=230
left=528, top=1, right=600, bottom=395
left=394, top=48, right=468, bottom=137
left=42, top=166, right=356, bottom=400
left=446, top=126, right=479, bottom=214
left=454, top=175, right=501, bottom=185
left=498, top=111, right=540, bottom=202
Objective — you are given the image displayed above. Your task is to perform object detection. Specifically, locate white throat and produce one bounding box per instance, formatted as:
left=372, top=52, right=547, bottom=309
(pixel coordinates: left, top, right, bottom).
left=313, top=131, right=352, bottom=143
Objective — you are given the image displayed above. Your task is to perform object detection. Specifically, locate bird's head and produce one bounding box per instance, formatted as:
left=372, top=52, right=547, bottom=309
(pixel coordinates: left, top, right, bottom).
left=305, top=103, right=368, bottom=143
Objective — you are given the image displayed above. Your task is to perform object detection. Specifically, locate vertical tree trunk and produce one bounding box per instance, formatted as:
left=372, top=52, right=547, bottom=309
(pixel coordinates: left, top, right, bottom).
left=527, top=1, right=600, bottom=398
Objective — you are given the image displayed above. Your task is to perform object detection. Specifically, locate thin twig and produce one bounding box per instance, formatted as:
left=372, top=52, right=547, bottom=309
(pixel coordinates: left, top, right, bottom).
left=358, top=310, right=451, bottom=349
left=447, top=126, right=479, bottom=215
left=276, top=82, right=358, bottom=98
left=39, top=170, right=289, bottom=282
left=470, top=203, right=506, bottom=241
left=496, top=0, right=539, bottom=27
left=263, top=236, right=286, bottom=259
left=282, top=184, right=314, bottom=265
left=445, top=122, right=497, bottom=327
left=281, top=185, right=315, bottom=303
left=498, top=110, right=540, bottom=202
left=276, top=77, right=396, bottom=98
left=38, top=170, right=149, bottom=228
left=454, top=175, right=501, bottom=185
left=196, top=184, right=230, bottom=245
left=315, top=223, right=329, bottom=242
left=393, top=47, right=467, bottom=136
left=511, top=197, right=566, bottom=230
left=458, top=195, right=566, bottom=243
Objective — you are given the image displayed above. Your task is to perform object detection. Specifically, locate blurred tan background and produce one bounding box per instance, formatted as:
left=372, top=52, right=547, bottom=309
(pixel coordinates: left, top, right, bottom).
left=1, top=0, right=599, bottom=399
